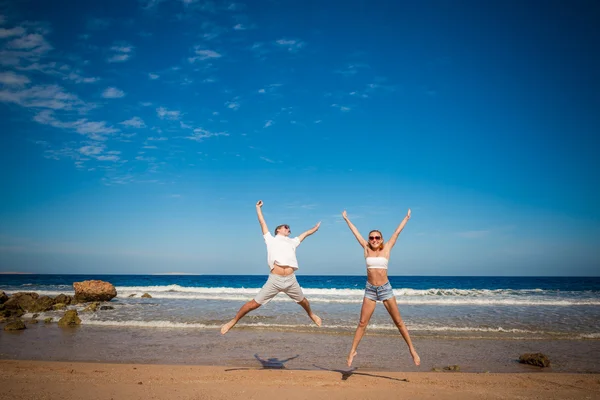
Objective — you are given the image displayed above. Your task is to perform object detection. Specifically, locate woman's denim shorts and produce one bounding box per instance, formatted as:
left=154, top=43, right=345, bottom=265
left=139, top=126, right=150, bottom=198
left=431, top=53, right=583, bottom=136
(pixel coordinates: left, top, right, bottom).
left=364, top=281, right=395, bottom=301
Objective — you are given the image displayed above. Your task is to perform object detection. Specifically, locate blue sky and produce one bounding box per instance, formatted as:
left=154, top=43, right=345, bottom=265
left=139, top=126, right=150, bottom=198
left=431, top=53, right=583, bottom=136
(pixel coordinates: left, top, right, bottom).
left=1, top=0, right=598, bottom=276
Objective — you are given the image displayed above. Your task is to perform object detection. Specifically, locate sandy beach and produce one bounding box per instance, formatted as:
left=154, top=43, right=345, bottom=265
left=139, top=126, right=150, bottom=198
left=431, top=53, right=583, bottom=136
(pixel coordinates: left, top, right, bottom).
left=1, top=360, right=599, bottom=400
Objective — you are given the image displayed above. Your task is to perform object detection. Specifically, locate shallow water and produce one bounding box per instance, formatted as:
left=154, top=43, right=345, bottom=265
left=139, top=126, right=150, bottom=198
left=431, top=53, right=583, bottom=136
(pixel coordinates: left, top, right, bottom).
left=2, top=274, right=599, bottom=340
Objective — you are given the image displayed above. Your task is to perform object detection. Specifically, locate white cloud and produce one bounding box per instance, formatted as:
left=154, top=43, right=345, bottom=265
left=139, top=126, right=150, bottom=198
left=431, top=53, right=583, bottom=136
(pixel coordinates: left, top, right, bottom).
left=73, top=121, right=119, bottom=139
left=148, top=73, right=159, bottom=80
left=331, top=103, right=351, bottom=112
left=0, top=84, right=84, bottom=110
left=156, top=106, right=181, bottom=120
left=97, top=155, right=120, bottom=161
left=110, top=45, right=133, bottom=53
left=186, top=128, right=229, bottom=141
left=275, top=38, right=305, bottom=52
left=120, top=116, right=146, bottom=128
left=233, top=24, right=246, bottom=30
left=335, top=63, right=370, bottom=77
left=264, top=120, right=273, bottom=128
left=8, top=33, right=52, bottom=53
left=107, top=44, right=133, bottom=63
left=0, top=71, right=30, bottom=86
left=0, top=27, right=53, bottom=67
left=34, top=110, right=118, bottom=141
left=188, top=48, right=222, bottom=63
left=258, top=88, right=265, bottom=94
left=102, top=87, right=125, bottom=98
left=225, top=101, right=240, bottom=110
left=79, top=145, right=105, bottom=156
left=0, top=26, right=25, bottom=38
left=107, top=54, right=130, bottom=62
left=65, top=72, right=99, bottom=84
left=260, top=156, right=275, bottom=163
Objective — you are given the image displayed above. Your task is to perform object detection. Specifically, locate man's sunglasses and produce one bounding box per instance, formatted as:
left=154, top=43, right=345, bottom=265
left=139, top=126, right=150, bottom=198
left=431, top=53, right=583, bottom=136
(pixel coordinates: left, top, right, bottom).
left=369, top=236, right=381, bottom=241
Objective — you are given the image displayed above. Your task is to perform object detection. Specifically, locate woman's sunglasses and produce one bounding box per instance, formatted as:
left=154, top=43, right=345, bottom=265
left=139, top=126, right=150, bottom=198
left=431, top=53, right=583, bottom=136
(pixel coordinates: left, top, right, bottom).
left=369, top=236, right=381, bottom=241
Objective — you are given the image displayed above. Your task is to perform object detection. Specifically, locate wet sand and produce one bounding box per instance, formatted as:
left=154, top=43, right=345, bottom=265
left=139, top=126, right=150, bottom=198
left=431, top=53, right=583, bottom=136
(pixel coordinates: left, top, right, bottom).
left=1, top=323, right=599, bottom=373
left=1, top=360, right=599, bottom=400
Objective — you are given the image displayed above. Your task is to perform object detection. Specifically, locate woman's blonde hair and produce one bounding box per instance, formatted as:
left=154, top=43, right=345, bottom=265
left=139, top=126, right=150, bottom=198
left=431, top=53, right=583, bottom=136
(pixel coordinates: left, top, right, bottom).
left=368, top=230, right=384, bottom=251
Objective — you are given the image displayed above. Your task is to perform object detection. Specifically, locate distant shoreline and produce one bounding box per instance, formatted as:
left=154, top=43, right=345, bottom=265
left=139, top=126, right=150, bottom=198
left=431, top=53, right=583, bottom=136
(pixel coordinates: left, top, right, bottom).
left=0, top=272, right=599, bottom=278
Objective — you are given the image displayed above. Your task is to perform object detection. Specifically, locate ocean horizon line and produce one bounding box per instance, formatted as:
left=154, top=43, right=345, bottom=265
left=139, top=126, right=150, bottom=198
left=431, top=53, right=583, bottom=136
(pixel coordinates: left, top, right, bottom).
left=1, top=273, right=599, bottom=278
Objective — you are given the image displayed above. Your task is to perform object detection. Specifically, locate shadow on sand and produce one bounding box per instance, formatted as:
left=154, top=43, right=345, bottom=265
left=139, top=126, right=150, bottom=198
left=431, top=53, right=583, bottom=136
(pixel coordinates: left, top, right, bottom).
left=224, top=354, right=303, bottom=372
left=223, top=354, right=409, bottom=383
left=313, top=365, right=409, bottom=382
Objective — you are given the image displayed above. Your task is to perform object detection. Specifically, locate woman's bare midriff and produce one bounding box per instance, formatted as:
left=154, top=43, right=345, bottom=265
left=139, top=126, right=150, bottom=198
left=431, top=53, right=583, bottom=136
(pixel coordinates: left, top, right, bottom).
left=271, top=264, right=295, bottom=276
left=367, top=268, right=389, bottom=286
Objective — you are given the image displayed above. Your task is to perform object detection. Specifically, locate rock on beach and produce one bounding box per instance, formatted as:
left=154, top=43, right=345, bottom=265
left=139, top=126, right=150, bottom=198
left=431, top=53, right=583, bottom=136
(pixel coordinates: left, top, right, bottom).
left=73, top=280, right=117, bottom=303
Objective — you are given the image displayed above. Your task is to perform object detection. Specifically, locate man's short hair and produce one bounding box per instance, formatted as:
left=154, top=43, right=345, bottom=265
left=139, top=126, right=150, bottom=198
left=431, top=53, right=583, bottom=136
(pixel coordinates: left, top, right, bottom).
left=274, top=224, right=289, bottom=235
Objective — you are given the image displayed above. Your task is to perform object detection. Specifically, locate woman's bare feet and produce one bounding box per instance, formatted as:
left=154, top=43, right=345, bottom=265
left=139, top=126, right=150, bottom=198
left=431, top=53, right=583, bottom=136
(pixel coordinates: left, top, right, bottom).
left=410, top=348, right=421, bottom=366
left=220, top=319, right=236, bottom=335
left=347, top=351, right=357, bottom=367
left=310, top=313, right=322, bottom=327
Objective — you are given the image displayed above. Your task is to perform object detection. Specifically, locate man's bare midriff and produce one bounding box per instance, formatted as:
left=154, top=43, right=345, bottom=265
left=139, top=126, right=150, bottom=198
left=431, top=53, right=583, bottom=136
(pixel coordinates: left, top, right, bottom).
left=367, top=268, right=389, bottom=286
left=272, top=263, right=296, bottom=276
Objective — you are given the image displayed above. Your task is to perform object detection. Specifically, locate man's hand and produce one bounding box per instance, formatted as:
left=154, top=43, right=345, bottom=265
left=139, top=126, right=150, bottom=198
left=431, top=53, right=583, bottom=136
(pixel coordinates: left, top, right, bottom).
left=406, top=208, right=411, bottom=220
left=256, top=200, right=263, bottom=208
left=313, top=221, right=321, bottom=231
left=342, top=210, right=348, bottom=219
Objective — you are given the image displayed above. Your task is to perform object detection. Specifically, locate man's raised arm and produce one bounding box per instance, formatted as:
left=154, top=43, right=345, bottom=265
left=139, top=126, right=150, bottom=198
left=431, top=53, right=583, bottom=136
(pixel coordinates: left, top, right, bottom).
left=256, top=200, right=269, bottom=235
left=297, top=222, right=321, bottom=243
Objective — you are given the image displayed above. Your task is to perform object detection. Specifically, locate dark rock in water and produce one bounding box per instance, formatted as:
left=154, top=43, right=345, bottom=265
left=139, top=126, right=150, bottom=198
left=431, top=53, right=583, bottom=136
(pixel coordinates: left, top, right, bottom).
left=73, top=280, right=117, bottom=303
left=28, top=318, right=39, bottom=324
left=4, top=319, right=26, bottom=331
left=0, top=291, right=8, bottom=304
left=128, top=294, right=136, bottom=298
left=443, top=365, right=460, bottom=372
left=53, top=303, right=67, bottom=310
left=32, top=313, right=39, bottom=319
left=44, top=317, right=53, bottom=324
left=54, top=294, right=72, bottom=305
left=0, top=308, right=24, bottom=318
left=4, top=292, right=39, bottom=312
left=141, top=293, right=152, bottom=298
left=58, top=310, right=81, bottom=327
left=100, top=305, right=115, bottom=310
left=30, top=296, right=55, bottom=313
left=83, top=302, right=100, bottom=312
left=519, top=353, right=551, bottom=368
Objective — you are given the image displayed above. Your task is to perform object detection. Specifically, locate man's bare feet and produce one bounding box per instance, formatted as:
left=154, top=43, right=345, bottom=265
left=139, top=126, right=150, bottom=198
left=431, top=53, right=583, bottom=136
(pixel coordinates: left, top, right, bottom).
left=347, top=351, right=357, bottom=367
left=410, top=348, right=421, bottom=366
left=220, top=319, right=236, bottom=335
left=310, top=313, right=322, bottom=327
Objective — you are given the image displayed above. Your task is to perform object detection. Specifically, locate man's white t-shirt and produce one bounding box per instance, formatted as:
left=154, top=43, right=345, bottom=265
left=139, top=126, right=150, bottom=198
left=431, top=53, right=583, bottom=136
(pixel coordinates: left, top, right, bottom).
left=263, top=232, right=301, bottom=270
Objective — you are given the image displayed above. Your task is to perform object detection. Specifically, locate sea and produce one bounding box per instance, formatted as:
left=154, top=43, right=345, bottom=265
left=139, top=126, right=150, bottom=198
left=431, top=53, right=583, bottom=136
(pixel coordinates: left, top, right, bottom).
left=1, top=274, right=599, bottom=372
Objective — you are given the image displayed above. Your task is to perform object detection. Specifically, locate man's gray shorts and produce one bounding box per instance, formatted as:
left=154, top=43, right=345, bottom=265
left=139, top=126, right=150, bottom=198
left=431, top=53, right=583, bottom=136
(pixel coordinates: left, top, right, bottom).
left=254, top=273, right=305, bottom=305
